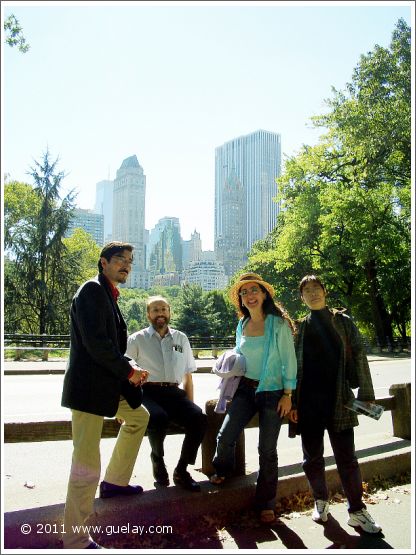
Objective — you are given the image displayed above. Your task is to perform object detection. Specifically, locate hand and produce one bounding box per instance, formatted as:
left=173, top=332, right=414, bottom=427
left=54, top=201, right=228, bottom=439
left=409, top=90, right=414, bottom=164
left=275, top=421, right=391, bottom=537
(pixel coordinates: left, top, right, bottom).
left=129, top=368, right=149, bottom=387
left=288, top=409, right=298, bottom=423
left=277, top=395, right=292, bottom=418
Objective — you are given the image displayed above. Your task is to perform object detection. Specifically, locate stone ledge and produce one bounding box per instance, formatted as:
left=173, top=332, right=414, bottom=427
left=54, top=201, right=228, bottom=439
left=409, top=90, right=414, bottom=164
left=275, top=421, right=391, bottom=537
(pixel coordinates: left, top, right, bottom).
left=3, top=446, right=411, bottom=549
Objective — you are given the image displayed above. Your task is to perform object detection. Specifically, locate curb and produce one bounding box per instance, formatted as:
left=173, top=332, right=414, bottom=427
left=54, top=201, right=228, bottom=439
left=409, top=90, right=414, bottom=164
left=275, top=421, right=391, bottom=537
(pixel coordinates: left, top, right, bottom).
left=3, top=446, right=411, bottom=549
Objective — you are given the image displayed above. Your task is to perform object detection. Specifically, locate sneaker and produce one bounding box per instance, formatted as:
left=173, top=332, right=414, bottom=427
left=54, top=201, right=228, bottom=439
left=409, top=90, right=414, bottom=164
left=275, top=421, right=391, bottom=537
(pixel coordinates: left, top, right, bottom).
left=347, top=509, right=382, bottom=534
left=312, top=500, right=329, bottom=522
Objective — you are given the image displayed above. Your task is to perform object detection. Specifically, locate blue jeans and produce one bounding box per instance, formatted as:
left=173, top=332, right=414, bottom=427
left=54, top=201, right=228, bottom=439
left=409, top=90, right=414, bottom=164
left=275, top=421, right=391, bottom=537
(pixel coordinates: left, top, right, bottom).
left=212, top=381, right=284, bottom=510
left=301, top=426, right=365, bottom=513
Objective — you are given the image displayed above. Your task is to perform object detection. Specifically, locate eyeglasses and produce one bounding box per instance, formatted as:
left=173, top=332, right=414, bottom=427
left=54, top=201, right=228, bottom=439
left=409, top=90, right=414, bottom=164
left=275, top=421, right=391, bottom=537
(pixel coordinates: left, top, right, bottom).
left=112, top=254, right=134, bottom=266
left=239, top=286, right=261, bottom=297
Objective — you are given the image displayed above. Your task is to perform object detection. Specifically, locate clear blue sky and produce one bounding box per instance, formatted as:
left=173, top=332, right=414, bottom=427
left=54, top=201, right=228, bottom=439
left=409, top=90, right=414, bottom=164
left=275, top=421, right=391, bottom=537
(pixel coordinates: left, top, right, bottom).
left=3, top=1, right=413, bottom=250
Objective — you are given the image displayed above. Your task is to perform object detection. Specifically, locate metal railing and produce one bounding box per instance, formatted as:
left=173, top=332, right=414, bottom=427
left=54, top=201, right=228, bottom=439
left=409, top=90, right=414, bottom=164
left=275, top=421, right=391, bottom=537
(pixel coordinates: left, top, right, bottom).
left=4, top=333, right=411, bottom=361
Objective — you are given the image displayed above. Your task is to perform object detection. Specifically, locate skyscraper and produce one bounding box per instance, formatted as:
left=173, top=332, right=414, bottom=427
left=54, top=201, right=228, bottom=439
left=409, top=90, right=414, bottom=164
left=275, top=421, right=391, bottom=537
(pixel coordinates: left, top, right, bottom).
left=215, top=129, right=281, bottom=275
left=112, top=155, right=146, bottom=288
left=148, top=217, right=182, bottom=279
left=215, top=170, right=245, bottom=277
left=66, top=208, right=104, bottom=246
left=94, top=180, right=114, bottom=244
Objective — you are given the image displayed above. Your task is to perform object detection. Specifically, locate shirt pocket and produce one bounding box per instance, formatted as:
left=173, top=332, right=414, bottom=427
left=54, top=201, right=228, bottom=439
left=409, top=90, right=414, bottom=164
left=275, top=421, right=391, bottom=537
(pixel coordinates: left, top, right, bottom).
left=172, top=350, right=185, bottom=372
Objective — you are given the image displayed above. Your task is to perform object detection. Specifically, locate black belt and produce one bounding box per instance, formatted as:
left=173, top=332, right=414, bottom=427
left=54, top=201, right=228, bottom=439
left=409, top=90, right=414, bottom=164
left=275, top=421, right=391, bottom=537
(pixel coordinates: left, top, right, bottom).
left=241, top=376, right=259, bottom=388
left=144, top=382, right=178, bottom=387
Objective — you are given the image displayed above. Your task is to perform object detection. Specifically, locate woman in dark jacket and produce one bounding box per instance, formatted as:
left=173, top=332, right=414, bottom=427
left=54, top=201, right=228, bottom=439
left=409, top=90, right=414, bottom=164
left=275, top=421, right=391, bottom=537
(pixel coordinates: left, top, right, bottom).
left=289, top=275, right=382, bottom=534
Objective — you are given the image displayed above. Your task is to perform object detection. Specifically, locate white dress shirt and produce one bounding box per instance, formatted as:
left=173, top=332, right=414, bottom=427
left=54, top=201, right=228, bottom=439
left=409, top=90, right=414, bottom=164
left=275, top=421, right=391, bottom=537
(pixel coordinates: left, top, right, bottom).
left=126, top=325, right=196, bottom=384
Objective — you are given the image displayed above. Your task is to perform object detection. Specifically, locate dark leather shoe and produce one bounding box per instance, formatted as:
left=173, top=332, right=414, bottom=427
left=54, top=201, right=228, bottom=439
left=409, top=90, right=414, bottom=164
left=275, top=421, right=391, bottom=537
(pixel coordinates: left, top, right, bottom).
left=99, top=481, right=144, bottom=499
left=173, top=469, right=201, bottom=492
left=86, top=540, right=104, bottom=548
left=152, top=460, right=170, bottom=486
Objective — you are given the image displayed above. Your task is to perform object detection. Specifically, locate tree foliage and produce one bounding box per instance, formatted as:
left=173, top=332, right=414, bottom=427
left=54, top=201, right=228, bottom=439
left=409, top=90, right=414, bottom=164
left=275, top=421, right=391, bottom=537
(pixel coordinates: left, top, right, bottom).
left=4, top=151, right=78, bottom=333
left=245, top=19, right=411, bottom=342
left=4, top=14, right=30, bottom=53
left=205, top=290, right=238, bottom=336
left=168, top=284, right=211, bottom=337
left=63, top=228, right=101, bottom=285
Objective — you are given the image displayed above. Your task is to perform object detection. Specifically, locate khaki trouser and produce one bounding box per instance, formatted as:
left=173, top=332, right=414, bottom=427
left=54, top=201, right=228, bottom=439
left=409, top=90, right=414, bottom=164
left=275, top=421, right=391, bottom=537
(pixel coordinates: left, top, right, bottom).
left=63, top=400, right=149, bottom=548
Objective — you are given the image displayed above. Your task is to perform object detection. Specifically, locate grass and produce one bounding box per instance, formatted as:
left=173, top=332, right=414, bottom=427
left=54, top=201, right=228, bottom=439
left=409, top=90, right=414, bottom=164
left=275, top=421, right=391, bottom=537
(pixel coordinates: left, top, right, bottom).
left=4, top=349, right=69, bottom=361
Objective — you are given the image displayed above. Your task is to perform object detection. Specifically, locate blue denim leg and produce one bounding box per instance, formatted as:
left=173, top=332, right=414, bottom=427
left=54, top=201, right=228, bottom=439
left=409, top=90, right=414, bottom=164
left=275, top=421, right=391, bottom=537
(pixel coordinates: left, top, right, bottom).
left=328, top=428, right=365, bottom=513
left=301, top=427, right=329, bottom=501
left=255, top=390, right=284, bottom=510
left=212, top=383, right=257, bottom=477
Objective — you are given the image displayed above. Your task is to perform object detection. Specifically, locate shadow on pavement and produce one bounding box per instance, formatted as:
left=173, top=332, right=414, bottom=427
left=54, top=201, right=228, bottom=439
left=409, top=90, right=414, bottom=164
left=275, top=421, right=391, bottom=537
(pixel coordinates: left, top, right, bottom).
left=223, top=519, right=308, bottom=549
left=322, top=515, right=393, bottom=549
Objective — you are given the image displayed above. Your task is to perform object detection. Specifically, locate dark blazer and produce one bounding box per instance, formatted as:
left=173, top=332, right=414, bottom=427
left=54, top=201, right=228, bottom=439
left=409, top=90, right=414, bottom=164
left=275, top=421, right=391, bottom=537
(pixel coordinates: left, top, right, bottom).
left=61, top=273, right=142, bottom=417
left=294, top=307, right=375, bottom=432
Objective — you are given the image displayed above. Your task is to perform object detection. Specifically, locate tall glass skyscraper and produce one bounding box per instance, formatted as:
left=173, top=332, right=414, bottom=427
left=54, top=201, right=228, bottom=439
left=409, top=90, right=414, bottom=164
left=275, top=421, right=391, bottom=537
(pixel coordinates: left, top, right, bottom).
left=215, top=129, right=281, bottom=275
left=112, top=155, right=146, bottom=288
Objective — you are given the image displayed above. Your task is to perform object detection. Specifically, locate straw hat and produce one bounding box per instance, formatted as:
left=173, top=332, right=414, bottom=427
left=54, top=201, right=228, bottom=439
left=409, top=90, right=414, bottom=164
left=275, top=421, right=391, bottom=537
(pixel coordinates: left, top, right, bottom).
left=229, top=272, right=275, bottom=308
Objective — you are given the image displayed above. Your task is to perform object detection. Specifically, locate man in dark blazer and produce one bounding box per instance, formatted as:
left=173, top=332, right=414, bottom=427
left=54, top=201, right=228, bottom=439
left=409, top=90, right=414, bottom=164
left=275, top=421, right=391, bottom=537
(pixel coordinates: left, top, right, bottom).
left=62, top=241, right=149, bottom=549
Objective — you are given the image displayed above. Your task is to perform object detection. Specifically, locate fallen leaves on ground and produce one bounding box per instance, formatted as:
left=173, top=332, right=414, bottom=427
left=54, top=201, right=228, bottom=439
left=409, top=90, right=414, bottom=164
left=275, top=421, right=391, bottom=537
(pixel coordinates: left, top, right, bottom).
left=100, top=471, right=410, bottom=549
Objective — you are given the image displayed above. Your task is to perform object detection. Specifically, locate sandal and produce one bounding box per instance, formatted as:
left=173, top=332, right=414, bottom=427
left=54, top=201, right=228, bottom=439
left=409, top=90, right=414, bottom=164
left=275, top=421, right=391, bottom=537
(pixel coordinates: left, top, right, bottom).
left=260, top=509, right=276, bottom=524
left=209, top=474, right=226, bottom=485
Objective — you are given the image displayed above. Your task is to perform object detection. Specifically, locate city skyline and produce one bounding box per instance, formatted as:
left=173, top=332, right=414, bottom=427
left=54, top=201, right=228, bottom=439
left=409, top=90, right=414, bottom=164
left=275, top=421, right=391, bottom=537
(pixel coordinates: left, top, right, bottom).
left=3, top=2, right=412, bottom=250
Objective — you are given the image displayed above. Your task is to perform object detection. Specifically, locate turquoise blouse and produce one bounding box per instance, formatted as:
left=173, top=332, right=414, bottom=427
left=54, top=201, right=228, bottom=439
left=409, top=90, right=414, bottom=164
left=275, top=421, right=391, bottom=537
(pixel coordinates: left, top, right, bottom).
left=236, top=314, right=297, bottom=392
left=240, top=335, right=265, bottom=380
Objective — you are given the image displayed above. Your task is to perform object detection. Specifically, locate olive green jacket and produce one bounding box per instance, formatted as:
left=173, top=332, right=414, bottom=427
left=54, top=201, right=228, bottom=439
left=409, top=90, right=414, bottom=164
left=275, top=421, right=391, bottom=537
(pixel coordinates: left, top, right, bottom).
left=294, top=307, right=375, bottom=432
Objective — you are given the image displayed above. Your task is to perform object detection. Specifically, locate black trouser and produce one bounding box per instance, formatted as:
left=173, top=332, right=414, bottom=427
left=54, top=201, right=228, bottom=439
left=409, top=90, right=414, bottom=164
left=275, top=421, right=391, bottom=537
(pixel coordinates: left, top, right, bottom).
left=142, top=385, right=207, bottom=466
left=301, top=426, right=365, bottom=513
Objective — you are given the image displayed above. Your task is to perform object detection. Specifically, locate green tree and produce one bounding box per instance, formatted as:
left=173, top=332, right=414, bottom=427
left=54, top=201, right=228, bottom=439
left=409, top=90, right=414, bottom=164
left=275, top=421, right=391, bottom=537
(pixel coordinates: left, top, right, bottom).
left=62, top=227, right=101, bottom=287
left=4, top=151, right=77, bottom=334
left=171, top=284, right=211, bottom=337
left=246, top=19, right=411, bottom=342
left=4, top=14, right=30, bottom=52
left=205, top=290, right=237, bottom=336
left=122, top=297, right=149, bottom=333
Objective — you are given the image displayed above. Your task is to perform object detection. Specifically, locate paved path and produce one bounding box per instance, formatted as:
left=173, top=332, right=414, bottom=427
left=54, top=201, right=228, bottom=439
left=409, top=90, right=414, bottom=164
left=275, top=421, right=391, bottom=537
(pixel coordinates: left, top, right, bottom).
left=3, top=355, right=412, bottom=551
left=203, top=483, right=413, bottom=550
left=2, top=353, right=410, bottom=374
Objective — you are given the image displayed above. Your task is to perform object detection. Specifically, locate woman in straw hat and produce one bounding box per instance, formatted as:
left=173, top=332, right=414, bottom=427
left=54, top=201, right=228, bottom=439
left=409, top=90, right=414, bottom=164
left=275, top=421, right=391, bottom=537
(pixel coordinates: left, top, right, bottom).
left=210, top=272, right=297, bottom=524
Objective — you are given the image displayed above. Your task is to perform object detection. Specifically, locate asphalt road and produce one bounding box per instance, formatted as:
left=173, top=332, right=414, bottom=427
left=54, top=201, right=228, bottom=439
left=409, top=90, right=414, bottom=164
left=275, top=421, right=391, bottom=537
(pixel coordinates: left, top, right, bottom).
left=2, top=358, right=411, bottom=423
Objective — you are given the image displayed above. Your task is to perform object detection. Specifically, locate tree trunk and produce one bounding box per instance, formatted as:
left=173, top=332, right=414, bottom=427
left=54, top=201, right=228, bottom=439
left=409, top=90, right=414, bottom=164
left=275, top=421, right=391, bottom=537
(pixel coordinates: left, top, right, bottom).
left=364, top=259, right=393, bottom=347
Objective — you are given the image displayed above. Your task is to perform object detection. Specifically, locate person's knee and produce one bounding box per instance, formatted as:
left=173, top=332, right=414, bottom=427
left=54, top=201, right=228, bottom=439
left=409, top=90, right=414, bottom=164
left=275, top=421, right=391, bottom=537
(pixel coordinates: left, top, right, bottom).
left=141, top=406, right=150, bottom=425
left=148, top=411, right=169, bottom=431
left=124, top=406, right=150, bottom=428
left=259, top=446, right=277, bottom=462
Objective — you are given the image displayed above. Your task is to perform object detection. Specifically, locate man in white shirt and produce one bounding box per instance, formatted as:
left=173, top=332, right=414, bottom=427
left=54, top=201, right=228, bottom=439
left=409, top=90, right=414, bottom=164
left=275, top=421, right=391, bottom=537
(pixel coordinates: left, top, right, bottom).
left=126, top=296, right=207, bottom=492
